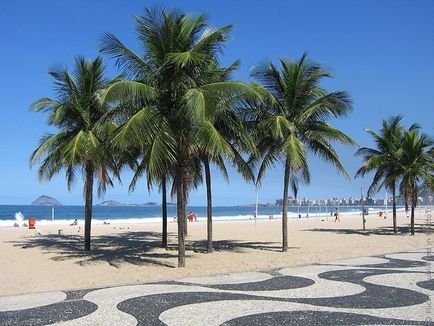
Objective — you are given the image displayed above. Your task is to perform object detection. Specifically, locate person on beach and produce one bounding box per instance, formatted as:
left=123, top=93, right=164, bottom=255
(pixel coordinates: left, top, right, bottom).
left=334, top=208, right=340, bottom=222
left=187, top=211, right=198, bottom=222
left=70, top=219, right=78, bottom=226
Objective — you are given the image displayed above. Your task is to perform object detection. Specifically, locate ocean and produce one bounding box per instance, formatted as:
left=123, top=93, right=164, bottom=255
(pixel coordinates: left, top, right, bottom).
left=0, top=204, right=395, bottom=227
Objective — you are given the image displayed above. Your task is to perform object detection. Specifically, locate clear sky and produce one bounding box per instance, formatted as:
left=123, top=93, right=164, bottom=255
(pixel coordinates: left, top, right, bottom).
left=0, top=0, right=433, bottom=206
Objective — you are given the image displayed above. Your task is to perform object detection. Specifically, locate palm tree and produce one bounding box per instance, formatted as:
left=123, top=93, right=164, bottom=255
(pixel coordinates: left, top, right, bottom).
left=355, top=116, right=409, bottom=233
left=397, top=129, right=434, bottom=235
left=202, top=140, right=254, bottom=253
left=249, top=53, right=355, bottom=252
left=100, top=8, right=253, bottom=266
left=30, top=57, right=119, bottom=251
left=122, top=139, right=172, bottom=249
left=194, top=62, right=255, bottom=253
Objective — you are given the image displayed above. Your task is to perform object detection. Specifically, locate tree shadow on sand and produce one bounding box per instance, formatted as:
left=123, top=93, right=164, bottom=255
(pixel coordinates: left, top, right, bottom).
left=304, top=223, right=430, bottom=236
left=10, top=231, right=179, bottom=268
left=10, top=231, right=295, bottom=268
left=168, top=239, right=295, bottom=253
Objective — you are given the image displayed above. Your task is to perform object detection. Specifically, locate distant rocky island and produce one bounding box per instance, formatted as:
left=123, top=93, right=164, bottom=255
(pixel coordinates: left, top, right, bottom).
left=97, top=200, right=160, bottom=207
left=143, top=202, right=158, bottom=206
left=129, top=202, right=162, bottom=206
left=97, top=200, right=123, bottom=207
left=31, top=195, right=62, bottom=206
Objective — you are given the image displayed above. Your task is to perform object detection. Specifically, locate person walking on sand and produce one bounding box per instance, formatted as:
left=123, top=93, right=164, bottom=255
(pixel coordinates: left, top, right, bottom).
left=187, top=211, right=198, bottom=222
left=334, top=208, right=340, bottom=222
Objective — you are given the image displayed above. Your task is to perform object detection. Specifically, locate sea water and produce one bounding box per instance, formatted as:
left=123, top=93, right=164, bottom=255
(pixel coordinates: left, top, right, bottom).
left=0, top=205, right=399, bottom=227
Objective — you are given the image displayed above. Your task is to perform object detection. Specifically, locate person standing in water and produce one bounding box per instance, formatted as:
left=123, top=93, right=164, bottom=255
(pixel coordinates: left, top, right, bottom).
left=334, top=208, right=340, bottom=222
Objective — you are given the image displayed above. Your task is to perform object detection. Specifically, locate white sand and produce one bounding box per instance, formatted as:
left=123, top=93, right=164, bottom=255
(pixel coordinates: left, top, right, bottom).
left=0, top=210, right=431, bottom=296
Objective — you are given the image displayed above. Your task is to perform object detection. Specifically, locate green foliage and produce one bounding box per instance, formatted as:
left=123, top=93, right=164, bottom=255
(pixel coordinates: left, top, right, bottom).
left=248, top=53, right=355, bottom=195
left=355, top=116, right=433, bottom=203
left=355, top=115, right=407, bottom=196
left=397, top=129, right=434, bottom=205
left=99, top=7, right=257, bottom=265
left=100, top=8, right=255, bottom=194
left=30, top=56, right=119, bottom=197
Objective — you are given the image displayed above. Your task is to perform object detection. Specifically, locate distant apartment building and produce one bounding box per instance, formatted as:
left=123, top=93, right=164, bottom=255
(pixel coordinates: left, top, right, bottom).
left=374, top=198, right=384, bottom=206
left=275, top=195, right=405, bottom=207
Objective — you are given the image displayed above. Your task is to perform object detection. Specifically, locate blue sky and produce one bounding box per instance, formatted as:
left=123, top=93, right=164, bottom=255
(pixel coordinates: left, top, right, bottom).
left=0, top=0, right=433, bottom=205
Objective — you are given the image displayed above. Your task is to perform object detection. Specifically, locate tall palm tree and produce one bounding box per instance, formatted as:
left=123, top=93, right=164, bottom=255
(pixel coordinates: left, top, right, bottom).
left=100, top=8, right=253, bottom=266
left=124, top=140, right=173, bottom=248
left=30, top=56, right=119, bottom=251
left=195, top=62, right=255, bottom=253
left=355, top=116, right=411, bottom=233
left=249, top=53, right=355, bottom=252
left=397, top=129, right=434, bottom=235
left=202, top=139, right=254, bottom=253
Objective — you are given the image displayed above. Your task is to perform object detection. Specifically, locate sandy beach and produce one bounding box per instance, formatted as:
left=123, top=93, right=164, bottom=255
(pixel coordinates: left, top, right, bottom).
left=0, top=210, right=431, bottom=296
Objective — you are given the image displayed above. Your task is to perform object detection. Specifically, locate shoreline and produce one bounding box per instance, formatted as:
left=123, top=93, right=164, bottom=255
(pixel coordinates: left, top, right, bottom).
left=0, top=207, right=407, bottom=228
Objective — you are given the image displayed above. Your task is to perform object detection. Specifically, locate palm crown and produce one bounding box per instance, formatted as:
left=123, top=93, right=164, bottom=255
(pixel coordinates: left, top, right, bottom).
left=248, top=53, right=355, bottom=251
left=30, top=56, right=118, bottom=195
left=251, top=53, right=355, bottom=192
left=355, top=116, right=417, bottom=195
left=398, top=130, right=434, bottom=201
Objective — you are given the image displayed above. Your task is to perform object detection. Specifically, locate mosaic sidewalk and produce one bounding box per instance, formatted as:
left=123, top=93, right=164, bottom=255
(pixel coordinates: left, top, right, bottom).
left=1, top=248, right=433, bottom=325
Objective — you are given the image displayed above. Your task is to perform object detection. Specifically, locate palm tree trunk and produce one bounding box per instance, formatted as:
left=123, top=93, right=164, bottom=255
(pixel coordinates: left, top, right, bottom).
left=204, top=157, right=213, bottom=253
left=410, top=184, right=416, bottom=235
left=84, top=162, right=94, bottom=251
left=392, top=184, right=397, bottom=233
left=282, top=158, right=290, bottom=252
left=183, top=170, right=188, bottom=236
left=183, top=174, right=188, bottom=236
left=177, top=186, right=186, bottom=267
left=177, top=156, right=187, bottom=267
left=161, top=176, right=168, bottom=248
left=410, top=203, right=415, bottom=235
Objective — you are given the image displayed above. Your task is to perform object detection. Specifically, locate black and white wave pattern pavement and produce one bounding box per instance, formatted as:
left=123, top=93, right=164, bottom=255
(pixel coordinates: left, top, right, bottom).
left=0, top=248, right=433, bottom=325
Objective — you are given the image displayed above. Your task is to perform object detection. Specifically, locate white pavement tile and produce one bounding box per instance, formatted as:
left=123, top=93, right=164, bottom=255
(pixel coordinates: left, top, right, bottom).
left=0, top=291, right=66, bottom=311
